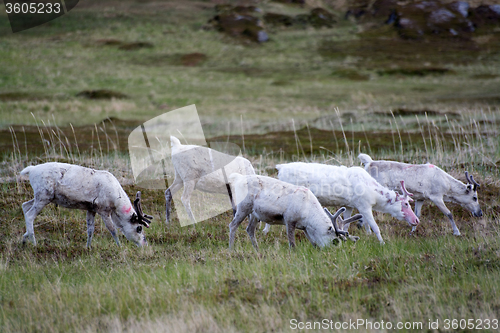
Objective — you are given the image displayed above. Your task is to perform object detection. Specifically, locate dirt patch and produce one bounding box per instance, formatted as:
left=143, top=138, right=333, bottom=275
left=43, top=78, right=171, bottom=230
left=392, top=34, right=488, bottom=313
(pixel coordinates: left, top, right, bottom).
left=377, top=67, right=453, bottom=76
left=0, top=92, right=50, bottom=102
left=95, top=38, right=124, bottom=46
left=374, top=108, right=459, bottom=117
left=76, top=89, right=128, bottom=99
left=210, top=126, right=455, bottom=159
left=118, top=42, right=154, bottom=50
left=331, top=68, right=370, bottom=81
left=470, top=74, right=499, bottom=80
left=179, top=53, right=208, bottom=66
left=319, top=36, right=499, bottom=69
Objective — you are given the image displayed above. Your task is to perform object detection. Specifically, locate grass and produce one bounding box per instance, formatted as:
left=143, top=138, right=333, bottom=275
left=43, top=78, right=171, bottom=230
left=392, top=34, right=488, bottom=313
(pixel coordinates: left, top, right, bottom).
left=0, top=0, right=500, bottom=332
left=1, top=185, right=500, bottom=332
left=1, top=108, right=499, bottom=332
left=1, top=179, right=500, bottom=332
left=0, top=1, right=498, bottom=132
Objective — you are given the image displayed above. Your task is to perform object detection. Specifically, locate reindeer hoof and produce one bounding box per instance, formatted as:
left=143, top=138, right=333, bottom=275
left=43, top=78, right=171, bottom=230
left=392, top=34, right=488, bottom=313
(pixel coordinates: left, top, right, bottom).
left=349, top=236, right=360, bottom=242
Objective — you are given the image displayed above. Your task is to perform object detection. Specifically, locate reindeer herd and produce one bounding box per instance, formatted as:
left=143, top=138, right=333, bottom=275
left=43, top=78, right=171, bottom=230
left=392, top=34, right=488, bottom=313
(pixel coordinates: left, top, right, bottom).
left=19, top=136, right=483, bottom=250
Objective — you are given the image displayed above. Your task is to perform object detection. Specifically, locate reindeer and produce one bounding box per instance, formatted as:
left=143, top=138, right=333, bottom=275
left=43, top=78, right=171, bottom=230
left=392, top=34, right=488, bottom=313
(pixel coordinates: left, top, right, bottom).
left=20, top=163, right=152, bottom=247
left=228, top=174, right=362, bottom=250
left=358, top=153, right=483, bottom=235
left=275, top=162, right=419, bottom=244
left=165, top=136, right=255, bottom=224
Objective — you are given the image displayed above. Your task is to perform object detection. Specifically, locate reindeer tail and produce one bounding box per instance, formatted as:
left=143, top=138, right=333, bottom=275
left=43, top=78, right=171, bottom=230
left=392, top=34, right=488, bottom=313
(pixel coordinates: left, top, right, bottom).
left=358, top=153, right=373, bottom=167
left=170, top=136, right=181, bottom=148
left=20, top=165, right=35, bottom=176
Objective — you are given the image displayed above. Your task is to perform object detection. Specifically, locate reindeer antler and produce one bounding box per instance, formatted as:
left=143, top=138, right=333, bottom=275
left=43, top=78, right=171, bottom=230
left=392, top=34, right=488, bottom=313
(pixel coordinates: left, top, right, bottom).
left=324, top=207, right=349, bottom=238
left=465, top=171, right=480, bottom=191
left=134, top=191, right=153, bottom=228
left=400, top=180, right=413, bottom=199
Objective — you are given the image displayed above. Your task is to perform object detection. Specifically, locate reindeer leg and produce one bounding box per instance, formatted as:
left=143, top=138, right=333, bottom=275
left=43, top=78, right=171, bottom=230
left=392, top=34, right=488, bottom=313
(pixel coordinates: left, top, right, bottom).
left=262, top=223, right=271, bottom=235
left=165, top=177, right=183, bottom=225
left=180, top=180, right=197, bottom=224
left=285, top=221, right=297, bottom=249
left=22, top=199, right=34, bottom=215
left=411, top=200, right=424, bottom=234
left=246, top=214, right=260, bottom=251
left=229, top=208, right=250, bottom=250
left=358, top=208, right=384, bottom=244
left=86, top=211, right=96, bottom=248
left=22, top=198, right=48, bottom=246
left=431, top=197, right=460, bottom=236
left=101, top=213, right=120, bottom=246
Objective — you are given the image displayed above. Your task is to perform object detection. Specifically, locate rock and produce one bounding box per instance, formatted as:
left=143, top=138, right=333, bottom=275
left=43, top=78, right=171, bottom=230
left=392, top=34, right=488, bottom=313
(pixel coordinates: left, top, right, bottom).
left=395, top=0, right=474, bottom=39
left=309, top=8, right=336, bottom=28
left=447, top=1, right=470, bottom=18
left=265, top=8, right=336, bottom=29
left=372, top=0, right=398, bottom=22
left=346, top=0, right=398, bottom=24
left=470, top=5, right=500, bottom=29
left=345, top=0, right=370, bottom=20
left=264, top=13, right=294, bottom=27
left=208, top=5, right=268, bottom=43
left=214, top=12, right=268, bottom=42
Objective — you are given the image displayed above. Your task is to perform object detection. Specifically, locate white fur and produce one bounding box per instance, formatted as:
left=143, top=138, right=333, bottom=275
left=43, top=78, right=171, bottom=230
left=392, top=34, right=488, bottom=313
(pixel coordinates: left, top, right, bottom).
left=274, top=162, right=419, bottom=243
left=165, top=136, right=255, bottom=223
left=228, top=174, right=344, bottom=250
left=20, top=163, right=147, bottom=247
left=358, top=153, right=483, bottom=235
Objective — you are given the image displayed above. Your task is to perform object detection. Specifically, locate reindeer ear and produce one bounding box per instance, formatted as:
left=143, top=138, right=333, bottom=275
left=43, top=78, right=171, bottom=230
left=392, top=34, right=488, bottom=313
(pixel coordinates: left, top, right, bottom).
left=131, top=213, right=138, bottom=222
left=466, top=184, right=472, bottom=193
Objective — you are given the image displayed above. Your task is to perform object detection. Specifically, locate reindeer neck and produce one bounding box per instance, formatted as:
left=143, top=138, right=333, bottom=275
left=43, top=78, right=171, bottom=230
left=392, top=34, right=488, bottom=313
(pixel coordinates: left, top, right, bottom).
left=373, top=182, right=397, bottom=210
left=446, top=174, right=467, bottom=196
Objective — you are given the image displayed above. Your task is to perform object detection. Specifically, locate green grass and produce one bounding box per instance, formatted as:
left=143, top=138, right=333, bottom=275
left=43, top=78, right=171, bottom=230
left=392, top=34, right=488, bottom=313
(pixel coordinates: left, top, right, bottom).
left=1, top=180, right=500, bottom=332
left=0, top=1, right=498, bottom=133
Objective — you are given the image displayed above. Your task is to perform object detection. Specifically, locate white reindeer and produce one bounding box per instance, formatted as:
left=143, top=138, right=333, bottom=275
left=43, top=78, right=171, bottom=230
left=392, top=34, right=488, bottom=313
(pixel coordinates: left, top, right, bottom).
left=20, top=162, right=152, bottom=247
left=228, top=174, right=361, bottom=250
left=274, top=162, right=419, bottom=243
left=165, top=136, right=255, bottom=224
left=358, top=153, right=483, bottom=235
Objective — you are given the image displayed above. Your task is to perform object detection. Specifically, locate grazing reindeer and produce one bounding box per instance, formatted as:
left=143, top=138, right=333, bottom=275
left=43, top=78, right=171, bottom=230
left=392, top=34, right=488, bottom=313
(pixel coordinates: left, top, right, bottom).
left=359, top=153, right=482, bottom=235
left=275, top=162, right=419, bottom=244
left=165, top=136, right=255, bottom=224
left=20, top=163, right=152, bottom=247
left=228, top=174, right=361, bottom=250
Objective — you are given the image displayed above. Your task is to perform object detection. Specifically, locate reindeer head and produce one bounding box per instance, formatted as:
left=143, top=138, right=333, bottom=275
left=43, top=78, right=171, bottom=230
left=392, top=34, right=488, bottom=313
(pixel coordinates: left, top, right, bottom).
left=126, top=191, right=154, bottom=246
left=304, top=207, right=348, bottom=247
left=391, top=181, right=419, bottom=227
left=460, top=171, right=483, bottom=217
left=318, top=207, right=364, bottom=245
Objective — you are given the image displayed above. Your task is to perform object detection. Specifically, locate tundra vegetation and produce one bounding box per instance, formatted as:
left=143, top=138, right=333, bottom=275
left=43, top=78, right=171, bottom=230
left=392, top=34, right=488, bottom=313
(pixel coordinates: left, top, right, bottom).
left=0, top=0, right=500, bottom=332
